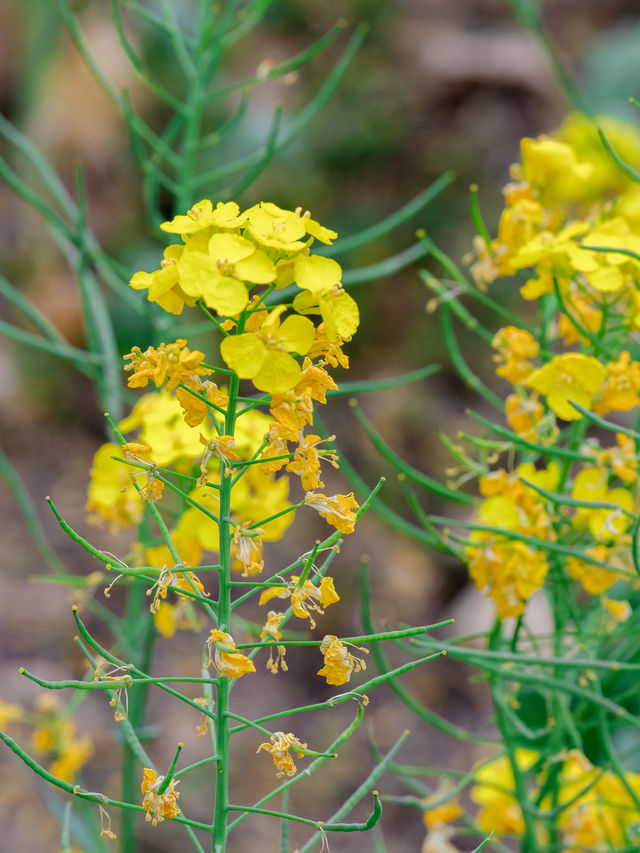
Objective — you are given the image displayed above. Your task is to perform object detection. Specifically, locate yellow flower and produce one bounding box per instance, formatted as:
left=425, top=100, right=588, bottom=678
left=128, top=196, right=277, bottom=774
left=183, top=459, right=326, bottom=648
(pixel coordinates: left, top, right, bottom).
left=231, top=523, right=264, bottom=577
left=297, top=357, right=339, bottom=402
left=293, top=254, right=359, bottom=340
left=566, top=544, right=622, bottom=595
left=597, top=432, right=638, bottom=485
left=317, top=635, right=367, bottom=686
left=505, top=392, right=557, bottom=445
left=256, top=731, right=307, bottom=777
left=524, top=353, right=606, bottom=421
left=0, top=701, right=22, bottom=729
left=129, top=244, right=190, bottom=315
left=86, top=443, right=144, bottom=530
left=308, top=323, right=350, bottom=368
left=492, top=326, right=539, bottom=384
left=141, top=767, right=180, bottom=825
left=220, top=305, right=316, bottom=394
left=207, top=629, right=256, bottom=679
left=304, top=491, right=359, bottom=534
left=260, top=610, right=288, bottom=674
left=286, top=433, right=339, bottom=491
left=466, top=535, right=549, bottom=619
left=243, top=201, right=336, bottom=251
left=123, top=339, right=212, bottom=391
left=160, top=199, right=244, bottom=237
left=594, top=351, right=640, bottom=415
left=259, top=575, right=339, bottom=629
left=176, top=378, right=228, bottom=427
left=519, top=136, right=594, bottom=206
left=177, top=232, right=276, bottom=316
left=571, top=467, right=633, bottom=541
left=269, top=387, right=314, bottom=440
left=471, top=750, right=538, bottom=837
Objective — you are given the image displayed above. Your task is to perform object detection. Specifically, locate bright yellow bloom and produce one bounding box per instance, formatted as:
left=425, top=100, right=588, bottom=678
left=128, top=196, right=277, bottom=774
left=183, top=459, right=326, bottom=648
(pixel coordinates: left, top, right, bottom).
left=177, top=232, right=275, bottom=316
left=470, top=750, right=538, bottom=837
left=519, top=136, right=594, bottom=207
left=259, top=576, right=339, bottom=629
left=293, top=254, right=359, bottom=340
left=160, top=199, right=244, bottom=237
left=207, top=629, right=256, bottom=679
left=304, top=491, right=359, bottom=534
left=571, top=467, right=633, bottom=541
left=525, top=353, right=606, bottom=421
left=86, top=443, right=144, bottom=530
left=256, top=731, right=307, bottom=777
left=566, top=544, right=623, bottom=596
left=317, top=635, right=367, bottom=686
left=594, top=351, right=640, bottom=415
left=141, top=767, right=180, bottom=825
left=260, top=610, right=288, bottom=674
left=492, top=326, right=539, bottom=384
left=243, top=201, right=336, bottom=251
left=129, top=244, right=190, bottom=315
left=123, top=339, right=212, bottom=391
left=220, top=305, right=316, bottom=394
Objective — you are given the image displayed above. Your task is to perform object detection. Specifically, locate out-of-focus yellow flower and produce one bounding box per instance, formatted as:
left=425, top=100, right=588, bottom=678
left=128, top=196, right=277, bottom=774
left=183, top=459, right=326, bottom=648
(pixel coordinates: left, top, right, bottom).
left=259, top=576, right=339, bottom=629
left=566, top=544, right=622, bottom=595
left=519, top=136, right=594, bottom=208
left=470, top=750, right=538, bottom=837
left=220, top=305, right=316, bottom=394
left=317, top=635, right=367, bottom=686
left=141, top=767, right=180, bottom=825
left=0, top=701, right=22, bottom=729
left=505, top=392, right=557, bottom=445
left=466, top=535, right=549, bottom=619
left=525, top=353, right=606, bottom=421
left=571, top=467, right=633, bottom=541
left=207, top=629, right=256, bottom=679
left=597, top=432, right=638, bottom=485
left=492, top=326, right=539, bottom=384
left=256, top=731, right=307, bottom=777
left=304, top=491, right=359, bottom=533
left=86, top=443, right=144, bottom=530
left=595, top=351, right=640, bottom=415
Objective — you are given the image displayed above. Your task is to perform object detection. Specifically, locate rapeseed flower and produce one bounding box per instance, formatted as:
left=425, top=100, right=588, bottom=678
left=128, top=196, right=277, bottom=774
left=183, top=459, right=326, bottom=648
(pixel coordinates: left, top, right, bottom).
left=317, top=635, right=367, bottom=686
left=304, top=491, right=359, bottom=534
left=256, top=731, right=307, bottom=777
left=259, top=575, right=339, bottom=629
left=141, top=767, right=180, bottom=825
left=525, top=353, right=606, bottom=421
left=207, top=629, right=256, bottom=679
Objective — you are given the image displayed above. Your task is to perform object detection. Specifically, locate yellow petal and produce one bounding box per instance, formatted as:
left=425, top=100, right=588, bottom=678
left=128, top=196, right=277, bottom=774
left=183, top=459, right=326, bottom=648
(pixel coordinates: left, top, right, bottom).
left=220, top=333, right=267, bottom=378
left=253, top=350, right=303, bottom=394
left=277, top=314, right=316, bottom=354
left=294, top=254, right=342, bottom=294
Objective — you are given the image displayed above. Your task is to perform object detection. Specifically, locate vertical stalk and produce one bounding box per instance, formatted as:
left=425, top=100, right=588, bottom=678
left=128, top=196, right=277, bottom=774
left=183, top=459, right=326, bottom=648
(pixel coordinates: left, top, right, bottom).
left=120, top=578, right=155, bottom=853
left=212, top=371, right=239, bottom=853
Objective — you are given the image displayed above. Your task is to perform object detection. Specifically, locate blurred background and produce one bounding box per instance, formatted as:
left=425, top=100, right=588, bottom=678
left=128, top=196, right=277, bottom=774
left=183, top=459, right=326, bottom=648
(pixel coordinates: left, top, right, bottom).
left=2, top=1, right=640, bottom=850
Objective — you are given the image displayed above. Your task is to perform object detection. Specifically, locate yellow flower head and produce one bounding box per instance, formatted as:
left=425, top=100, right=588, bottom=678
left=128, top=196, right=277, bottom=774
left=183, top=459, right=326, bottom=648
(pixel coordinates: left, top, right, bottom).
left=597, top=432, right=638, bottom=485
left=492, top=326, right=539, bottom=384
left=566, top=545, right=622, bottom=596
left=304, top=491, right=359, bottom=534
left=466, top=535, right=549, bottom=619
left=220, top=305, right=316, bottom=394
left=160, top=199, right=244, bottom=237
left=123, top=339, right=212, bottom=391
left=86, top=443, right=144, bottom=531
left=594, top=351, right=640, bottom=416
left=207, top=629, right=256, bottom=679
left=141, top=767, right=180, bottom=825
left=256, top=731, right=308, bottom=777
left=317, top=635, right=367, bottom=686
left=259, top=575, right=339, bottom=629
left=525, top=353, right=606, bottom=421
left=571, top=467, right=633, bottom=541
left=293, top=254, right=359, bottom=340
left=470, top=749, right=538, bottom=837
